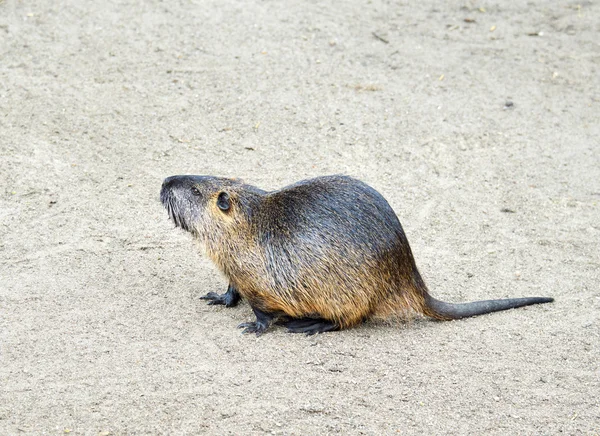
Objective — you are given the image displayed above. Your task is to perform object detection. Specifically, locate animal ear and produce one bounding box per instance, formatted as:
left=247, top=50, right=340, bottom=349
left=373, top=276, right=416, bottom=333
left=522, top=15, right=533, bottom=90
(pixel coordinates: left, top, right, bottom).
left=216, top=192, right=231, bottom=212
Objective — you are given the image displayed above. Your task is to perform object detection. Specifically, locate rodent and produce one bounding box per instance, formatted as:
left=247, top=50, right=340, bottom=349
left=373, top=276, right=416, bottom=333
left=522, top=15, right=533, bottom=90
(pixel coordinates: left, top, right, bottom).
left=160, top=175, right=553, bottom=335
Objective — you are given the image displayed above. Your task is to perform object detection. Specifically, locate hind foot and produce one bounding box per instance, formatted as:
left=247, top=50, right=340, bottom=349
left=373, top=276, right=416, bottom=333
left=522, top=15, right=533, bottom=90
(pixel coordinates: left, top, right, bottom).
left=237, top=321, right=268, bottom=335
left=283, top=318, right=339, bottom=335
left=200, top=284, right=241, bottom=307
left=237, top=306, right=275, bottom=336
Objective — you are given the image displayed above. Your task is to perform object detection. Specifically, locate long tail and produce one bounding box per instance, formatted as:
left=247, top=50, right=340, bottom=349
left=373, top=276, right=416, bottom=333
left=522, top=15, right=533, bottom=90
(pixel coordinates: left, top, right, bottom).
left=423, top=294, right=554, bottom=320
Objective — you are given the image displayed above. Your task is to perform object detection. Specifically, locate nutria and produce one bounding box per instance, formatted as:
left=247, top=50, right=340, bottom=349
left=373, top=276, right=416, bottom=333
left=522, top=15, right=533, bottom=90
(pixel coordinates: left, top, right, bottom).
left=160, top=175, right=553, bottom=335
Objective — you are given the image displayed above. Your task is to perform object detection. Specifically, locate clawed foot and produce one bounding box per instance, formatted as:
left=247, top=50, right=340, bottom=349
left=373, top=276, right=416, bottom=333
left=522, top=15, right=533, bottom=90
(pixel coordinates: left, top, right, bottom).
left=237, top=315, right=339, bottom=336
left=200, top=284, right=241, bottom=307
left=283, top=318, right=339, bottom=335
left=237, top=306, right=275, bottom=336
left=237, top=320, right=269, bottom=336
left=200, top=291, right=229, bottom=305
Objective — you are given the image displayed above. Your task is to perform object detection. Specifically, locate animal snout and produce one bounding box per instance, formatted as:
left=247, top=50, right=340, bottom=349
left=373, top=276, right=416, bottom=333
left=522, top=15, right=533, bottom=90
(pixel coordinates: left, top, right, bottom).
left=162, top=175, right=180, bottom=190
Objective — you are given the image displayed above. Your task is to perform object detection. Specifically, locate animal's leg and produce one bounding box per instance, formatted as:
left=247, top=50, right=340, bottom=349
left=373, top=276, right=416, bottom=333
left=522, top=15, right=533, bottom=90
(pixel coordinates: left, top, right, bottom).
left=237, top=305, right=276, bottom=336
left=200, top=284, right=241, bottom=307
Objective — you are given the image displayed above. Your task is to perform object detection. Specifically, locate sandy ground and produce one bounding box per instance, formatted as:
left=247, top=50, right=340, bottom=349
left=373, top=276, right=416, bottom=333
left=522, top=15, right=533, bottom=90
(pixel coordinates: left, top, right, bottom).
left=1, top=0, right=599, bottom=434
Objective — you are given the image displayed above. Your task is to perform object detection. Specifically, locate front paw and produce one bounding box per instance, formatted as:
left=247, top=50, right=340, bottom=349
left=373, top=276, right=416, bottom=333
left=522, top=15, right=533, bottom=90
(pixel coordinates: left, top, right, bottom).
left=200, top=292, right=228, bottom=306
left=200, top=285, right=241, bottom=307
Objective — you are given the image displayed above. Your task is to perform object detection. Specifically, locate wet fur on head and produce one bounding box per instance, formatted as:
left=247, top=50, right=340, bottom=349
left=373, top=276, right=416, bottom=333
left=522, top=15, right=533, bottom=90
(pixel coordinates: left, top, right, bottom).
left=160, top=175, right=262, bottom=237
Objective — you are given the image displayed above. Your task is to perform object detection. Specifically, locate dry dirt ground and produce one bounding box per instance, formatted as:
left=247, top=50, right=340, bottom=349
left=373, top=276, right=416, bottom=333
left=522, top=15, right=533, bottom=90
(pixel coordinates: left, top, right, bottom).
left=1, top=0, right=599, bottom=434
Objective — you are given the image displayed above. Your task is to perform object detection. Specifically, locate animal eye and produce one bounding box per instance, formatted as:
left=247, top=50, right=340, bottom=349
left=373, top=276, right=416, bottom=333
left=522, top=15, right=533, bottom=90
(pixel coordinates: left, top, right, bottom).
left=217, top=192, right=230, bottom=212
left=191, top=186, right=201, bottom=196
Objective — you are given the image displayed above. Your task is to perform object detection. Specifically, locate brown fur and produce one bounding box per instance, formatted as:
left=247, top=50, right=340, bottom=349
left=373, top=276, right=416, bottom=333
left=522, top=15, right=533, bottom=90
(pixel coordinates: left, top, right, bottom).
left=187, top=182, right=429, bottom=328
left=160, top=175, right=553, bottom=333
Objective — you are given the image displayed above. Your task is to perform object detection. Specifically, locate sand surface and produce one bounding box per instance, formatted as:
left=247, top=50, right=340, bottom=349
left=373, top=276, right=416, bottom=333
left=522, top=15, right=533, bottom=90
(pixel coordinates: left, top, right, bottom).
left=1, top=0, right=599, bottom=434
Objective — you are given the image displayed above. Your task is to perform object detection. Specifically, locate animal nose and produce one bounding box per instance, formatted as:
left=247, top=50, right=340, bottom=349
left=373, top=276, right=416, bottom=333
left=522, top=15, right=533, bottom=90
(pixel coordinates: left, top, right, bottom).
left=160, top=176, right=184, bottom=204
left=162, top=175, right=180, bottom=190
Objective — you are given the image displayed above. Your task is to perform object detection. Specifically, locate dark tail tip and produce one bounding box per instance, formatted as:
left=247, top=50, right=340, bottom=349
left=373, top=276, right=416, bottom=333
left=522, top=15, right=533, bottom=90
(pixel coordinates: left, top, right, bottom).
left=425, top=295, right=554, bottom=320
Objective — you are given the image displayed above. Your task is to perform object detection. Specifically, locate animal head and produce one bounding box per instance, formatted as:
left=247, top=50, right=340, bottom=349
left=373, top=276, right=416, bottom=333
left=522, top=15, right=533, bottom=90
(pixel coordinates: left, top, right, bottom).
left=160, top=175, right=262, bottom=241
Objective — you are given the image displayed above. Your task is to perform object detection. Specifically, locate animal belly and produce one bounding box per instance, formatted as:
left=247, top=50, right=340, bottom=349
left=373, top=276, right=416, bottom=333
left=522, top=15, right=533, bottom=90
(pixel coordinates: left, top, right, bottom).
left=259, top=282, right=374, bottom=329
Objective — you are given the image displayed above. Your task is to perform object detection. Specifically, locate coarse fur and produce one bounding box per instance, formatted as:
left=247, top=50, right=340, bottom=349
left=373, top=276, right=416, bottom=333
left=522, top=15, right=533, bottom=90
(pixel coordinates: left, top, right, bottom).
left=160, top=175, right=553, bottom=335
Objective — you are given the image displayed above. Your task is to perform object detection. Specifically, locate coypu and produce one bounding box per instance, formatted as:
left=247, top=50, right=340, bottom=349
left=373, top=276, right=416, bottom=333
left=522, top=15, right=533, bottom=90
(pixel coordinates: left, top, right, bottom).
left=160, top=175, right=553, bottom=335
